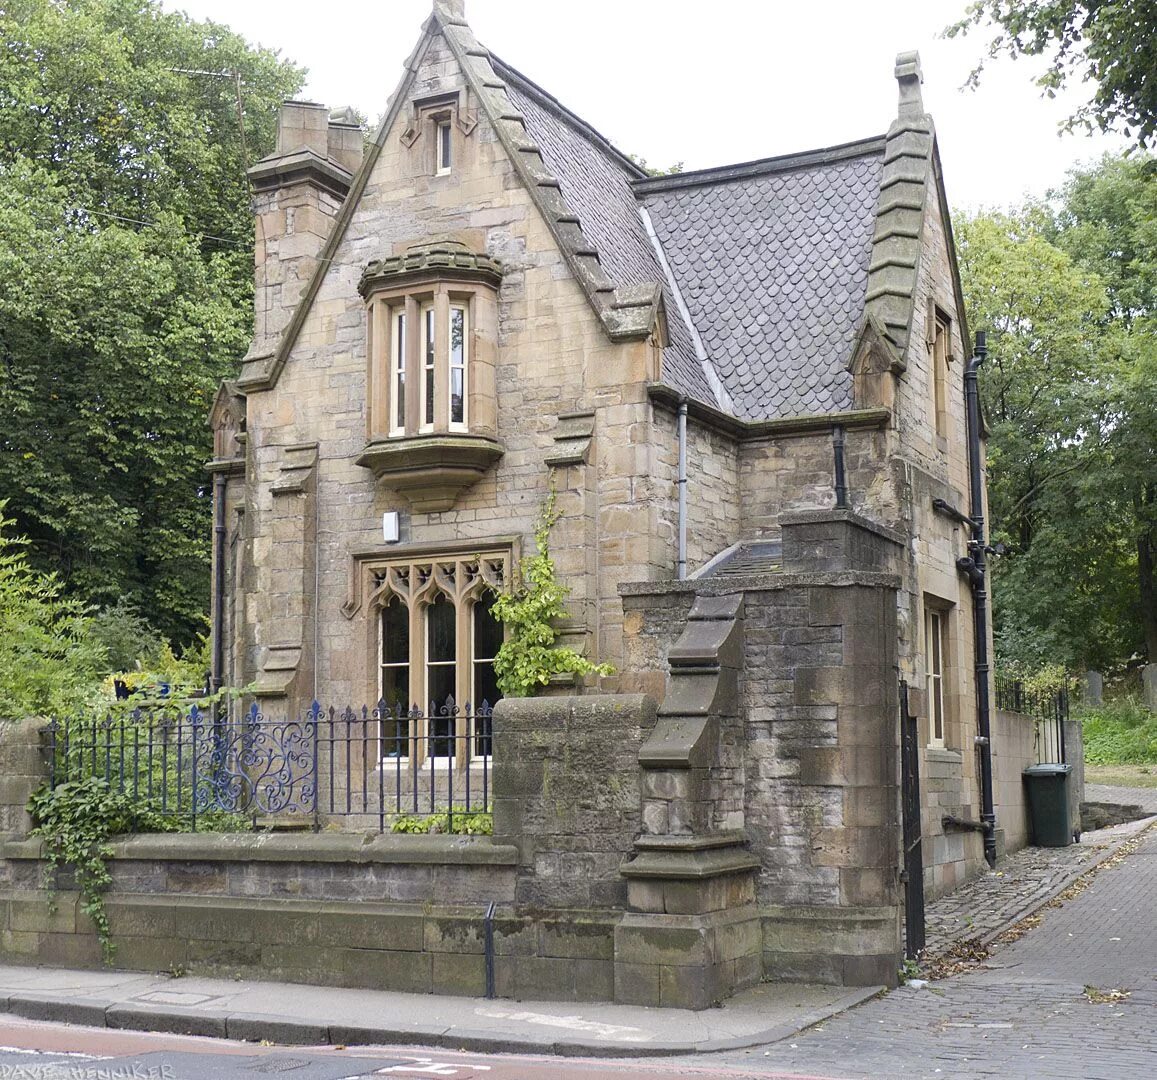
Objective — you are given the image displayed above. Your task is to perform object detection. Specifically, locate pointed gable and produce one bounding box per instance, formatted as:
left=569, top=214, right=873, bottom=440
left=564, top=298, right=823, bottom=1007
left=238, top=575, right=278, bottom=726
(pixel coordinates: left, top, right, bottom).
left=239, top=2, right=949, bottom=429
left=494, top=60, right=719, bottom=408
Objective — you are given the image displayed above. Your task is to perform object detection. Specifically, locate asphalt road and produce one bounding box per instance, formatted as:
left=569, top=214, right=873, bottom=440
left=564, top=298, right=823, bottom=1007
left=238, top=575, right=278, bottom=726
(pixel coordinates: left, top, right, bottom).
left=0, top=1019, right=840, bottom=1080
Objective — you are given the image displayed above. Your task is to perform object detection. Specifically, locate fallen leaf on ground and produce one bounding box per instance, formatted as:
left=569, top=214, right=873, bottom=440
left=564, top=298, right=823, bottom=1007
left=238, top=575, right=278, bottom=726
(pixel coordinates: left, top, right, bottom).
left=1084, top=985, right=1131, bottom=1004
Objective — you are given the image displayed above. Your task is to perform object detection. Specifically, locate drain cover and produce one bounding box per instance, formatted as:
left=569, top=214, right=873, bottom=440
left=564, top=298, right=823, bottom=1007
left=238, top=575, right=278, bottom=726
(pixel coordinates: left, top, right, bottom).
left=249, top=1058, right=312, bottom=1074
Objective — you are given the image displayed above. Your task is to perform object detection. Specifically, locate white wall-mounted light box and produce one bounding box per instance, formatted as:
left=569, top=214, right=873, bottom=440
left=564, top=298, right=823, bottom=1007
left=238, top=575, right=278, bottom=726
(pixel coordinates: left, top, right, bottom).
left=383, top=511, right=400, bottom=544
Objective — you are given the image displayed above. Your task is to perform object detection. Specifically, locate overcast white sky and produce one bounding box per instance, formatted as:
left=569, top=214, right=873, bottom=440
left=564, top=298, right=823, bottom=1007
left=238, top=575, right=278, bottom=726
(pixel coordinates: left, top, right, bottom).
left=165, top=0, right=1126, bottom=212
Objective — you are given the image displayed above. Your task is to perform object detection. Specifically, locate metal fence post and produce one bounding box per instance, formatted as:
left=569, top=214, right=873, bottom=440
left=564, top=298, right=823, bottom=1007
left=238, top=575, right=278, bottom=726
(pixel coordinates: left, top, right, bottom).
left=899, top=681, right=925, bottom=959
left=309, top=700, right=321, bottom=832
left=189, top=705, right=201, bottom=833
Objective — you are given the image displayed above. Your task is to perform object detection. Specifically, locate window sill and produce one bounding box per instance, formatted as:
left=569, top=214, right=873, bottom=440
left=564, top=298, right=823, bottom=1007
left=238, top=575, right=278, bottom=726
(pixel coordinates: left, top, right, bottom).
left=356, top=432, right=504, bottom=512
left=926, top=747, right=962, bottom=763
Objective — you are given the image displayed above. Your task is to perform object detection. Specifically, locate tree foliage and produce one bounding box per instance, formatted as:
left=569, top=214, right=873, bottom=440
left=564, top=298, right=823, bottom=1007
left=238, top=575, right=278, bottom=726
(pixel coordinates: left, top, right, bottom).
left=0, top=507, right=106, bottom=718
left=0, top=0, right=304, bottom=644
left=947, top=1, right=1157, bottom=146
left=957, top=154, right=1157, bottom=670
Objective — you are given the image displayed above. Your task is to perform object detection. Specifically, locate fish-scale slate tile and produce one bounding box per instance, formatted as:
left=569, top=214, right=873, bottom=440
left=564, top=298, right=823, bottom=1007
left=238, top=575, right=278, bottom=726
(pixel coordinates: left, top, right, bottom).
left=640, top=152, right=882, bottom=420
left=497, top=64, right=717, bottom=408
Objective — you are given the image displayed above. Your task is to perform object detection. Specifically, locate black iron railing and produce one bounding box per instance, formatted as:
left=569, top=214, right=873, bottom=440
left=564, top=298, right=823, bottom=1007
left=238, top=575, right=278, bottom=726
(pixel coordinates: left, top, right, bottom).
left=45, top=698, right=494, bottom=832
left=994, top=676, right=1069, bottom=764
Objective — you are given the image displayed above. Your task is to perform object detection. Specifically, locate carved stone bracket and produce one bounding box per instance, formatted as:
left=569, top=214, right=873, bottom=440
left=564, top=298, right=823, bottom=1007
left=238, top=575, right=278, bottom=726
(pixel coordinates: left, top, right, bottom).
left=544, top=410, right=595, bottom=467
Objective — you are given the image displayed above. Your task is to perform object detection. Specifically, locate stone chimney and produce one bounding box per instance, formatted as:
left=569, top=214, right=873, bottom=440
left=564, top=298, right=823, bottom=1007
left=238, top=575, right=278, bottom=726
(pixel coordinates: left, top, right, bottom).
left=240, top=101, right=365, bottom=375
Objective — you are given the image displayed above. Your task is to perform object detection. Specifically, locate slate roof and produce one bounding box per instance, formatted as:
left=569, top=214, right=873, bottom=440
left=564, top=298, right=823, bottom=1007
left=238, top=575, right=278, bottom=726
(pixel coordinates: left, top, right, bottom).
left=637, top=146, right=885, bottom=419
left=495, top=60, right=718, bottom=407
left=492, top=53, right=887, bottom=420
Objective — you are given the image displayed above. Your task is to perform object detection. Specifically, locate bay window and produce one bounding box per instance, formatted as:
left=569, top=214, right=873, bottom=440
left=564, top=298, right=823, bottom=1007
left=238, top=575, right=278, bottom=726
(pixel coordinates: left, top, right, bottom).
left=357, top=242, right=503, bottom=512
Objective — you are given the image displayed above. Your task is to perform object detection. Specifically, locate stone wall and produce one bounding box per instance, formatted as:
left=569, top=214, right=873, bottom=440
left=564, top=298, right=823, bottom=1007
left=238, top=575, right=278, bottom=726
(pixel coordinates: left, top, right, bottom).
left=0, top=833, right=622, bottom=1002
left=492, top=694, right=655, bottom=910
left=0, top=704, right=640, bottom=1004
left=990, top=710, right=1085, bottom=855
left=0, top=718, right=45, bottom=840
left=651, top=407, right=740, bottom=575
left=740, top=426, right=898, bottom=536
left=992, top=710, right=1036, bottom=855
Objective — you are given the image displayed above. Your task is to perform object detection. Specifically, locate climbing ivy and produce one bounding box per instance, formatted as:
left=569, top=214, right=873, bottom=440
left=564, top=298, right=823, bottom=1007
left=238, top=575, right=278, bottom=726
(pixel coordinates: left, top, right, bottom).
left=490, top=486, right=613, bottom=697
left=27, top=778, right=175, bottom=962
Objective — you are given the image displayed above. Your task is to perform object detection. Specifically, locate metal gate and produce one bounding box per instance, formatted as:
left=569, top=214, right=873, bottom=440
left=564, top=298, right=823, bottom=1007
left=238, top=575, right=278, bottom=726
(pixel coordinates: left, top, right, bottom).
left=899, top=680, right=925, bottom=958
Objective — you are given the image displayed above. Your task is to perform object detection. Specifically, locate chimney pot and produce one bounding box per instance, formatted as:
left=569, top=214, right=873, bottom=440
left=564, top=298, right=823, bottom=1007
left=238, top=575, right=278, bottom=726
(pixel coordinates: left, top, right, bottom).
left=328, top=108, right=364, bottom=174
left=276, top=100, right=330, bottom=158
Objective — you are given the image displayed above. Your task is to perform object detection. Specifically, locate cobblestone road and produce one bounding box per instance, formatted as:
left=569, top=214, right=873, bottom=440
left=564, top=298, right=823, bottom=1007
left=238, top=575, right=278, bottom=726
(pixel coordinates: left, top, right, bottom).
left=923, top=839, right=1111, bottom=953
left=698, top=822, right=1157, bottom=1079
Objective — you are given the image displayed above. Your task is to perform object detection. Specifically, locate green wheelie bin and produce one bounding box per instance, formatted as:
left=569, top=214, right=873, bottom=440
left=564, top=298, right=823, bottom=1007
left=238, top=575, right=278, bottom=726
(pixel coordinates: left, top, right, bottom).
left=1023, top=763, right=1074, bottom=847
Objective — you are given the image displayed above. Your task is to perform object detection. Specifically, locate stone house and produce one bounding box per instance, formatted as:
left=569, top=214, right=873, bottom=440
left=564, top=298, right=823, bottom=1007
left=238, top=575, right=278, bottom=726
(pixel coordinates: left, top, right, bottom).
left=204, top=0, right=999, bottom=996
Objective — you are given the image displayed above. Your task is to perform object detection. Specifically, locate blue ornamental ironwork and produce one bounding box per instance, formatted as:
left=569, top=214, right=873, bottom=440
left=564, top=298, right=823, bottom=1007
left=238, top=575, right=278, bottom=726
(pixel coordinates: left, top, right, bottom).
left=45, top=698, right=494, bottom=831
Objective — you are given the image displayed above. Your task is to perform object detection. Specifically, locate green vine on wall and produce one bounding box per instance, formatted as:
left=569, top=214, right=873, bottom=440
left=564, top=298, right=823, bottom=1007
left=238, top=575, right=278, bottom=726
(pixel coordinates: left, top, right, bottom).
left=27, top=777, right=175, bottom=963
left=490, top=485, right=613, bottom=697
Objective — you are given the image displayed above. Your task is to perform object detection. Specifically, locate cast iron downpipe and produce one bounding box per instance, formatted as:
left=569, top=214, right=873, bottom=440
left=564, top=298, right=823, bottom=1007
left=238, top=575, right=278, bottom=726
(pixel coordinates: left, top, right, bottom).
left=677, top=399, right=688, bottom=579
left=210, top=471, right=227, bottom=696
left=961, top=331, right=997, bottom=869
left=832, top=424, right=848, bottom=509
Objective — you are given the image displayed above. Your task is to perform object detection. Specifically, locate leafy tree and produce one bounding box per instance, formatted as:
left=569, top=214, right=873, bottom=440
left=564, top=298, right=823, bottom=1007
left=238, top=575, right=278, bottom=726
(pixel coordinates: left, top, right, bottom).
left=957, top=155, right=1157, bottom=670
left=1048, top=156, right=1157, bottom=665
left=947, top=1, right=1157, bottom=146
left=1047, top=155, right=1157, bottom=322
left=0, top=507, right=106, bottom=717
left=0, top=0, right=304, bottom=645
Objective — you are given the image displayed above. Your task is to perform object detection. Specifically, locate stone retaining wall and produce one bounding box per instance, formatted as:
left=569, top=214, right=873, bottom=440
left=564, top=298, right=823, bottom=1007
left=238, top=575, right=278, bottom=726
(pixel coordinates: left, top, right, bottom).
left=0, top=831, right=621, bottom=1002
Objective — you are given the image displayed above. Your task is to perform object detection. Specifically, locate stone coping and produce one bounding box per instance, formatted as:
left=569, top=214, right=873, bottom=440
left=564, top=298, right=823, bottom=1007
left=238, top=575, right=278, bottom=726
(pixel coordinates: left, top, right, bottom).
left=619, top=570, right=901, bottom=598
left=1, top=832, right=518, bottom=866
left=760, top=904, right=898, bottom=926
left=779, top=508, right=907, bottom=547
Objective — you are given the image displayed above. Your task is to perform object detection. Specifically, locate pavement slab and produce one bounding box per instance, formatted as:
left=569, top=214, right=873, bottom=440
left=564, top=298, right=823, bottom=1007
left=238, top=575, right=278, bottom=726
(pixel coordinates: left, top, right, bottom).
left=0, top=963, right=880, bottom=1056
